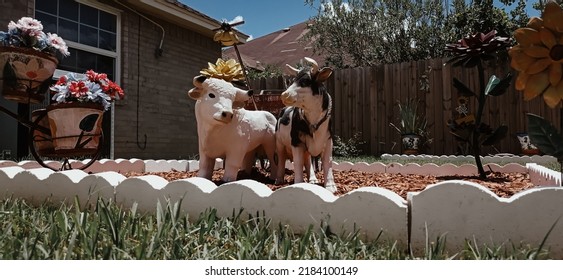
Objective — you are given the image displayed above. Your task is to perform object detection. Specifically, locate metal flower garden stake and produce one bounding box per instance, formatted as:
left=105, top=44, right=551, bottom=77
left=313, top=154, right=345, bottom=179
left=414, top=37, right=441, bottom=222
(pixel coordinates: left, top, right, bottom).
left=509, top=1, right=563, bottom=185
left=445, top=30, right=513, bottom=179
left=212, top=20, right=260, bottom=110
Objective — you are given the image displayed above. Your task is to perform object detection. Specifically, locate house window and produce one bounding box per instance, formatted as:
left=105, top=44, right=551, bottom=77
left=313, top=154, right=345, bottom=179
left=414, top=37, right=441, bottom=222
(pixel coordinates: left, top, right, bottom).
left=35, top=0, right=121, bottom=158
left=35, top=0, right=119, bottom=80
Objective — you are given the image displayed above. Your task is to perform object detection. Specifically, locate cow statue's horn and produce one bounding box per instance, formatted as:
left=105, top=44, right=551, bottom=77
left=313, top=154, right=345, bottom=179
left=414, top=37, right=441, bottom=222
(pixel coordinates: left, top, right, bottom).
left=286, top=64, right=299, bottom=76
left=304, top=57, right=318, bottom=74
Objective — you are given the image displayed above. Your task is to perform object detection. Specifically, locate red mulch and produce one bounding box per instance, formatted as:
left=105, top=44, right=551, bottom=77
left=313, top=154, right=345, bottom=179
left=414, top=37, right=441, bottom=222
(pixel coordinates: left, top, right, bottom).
left=125, top=167, right=535, bottom=199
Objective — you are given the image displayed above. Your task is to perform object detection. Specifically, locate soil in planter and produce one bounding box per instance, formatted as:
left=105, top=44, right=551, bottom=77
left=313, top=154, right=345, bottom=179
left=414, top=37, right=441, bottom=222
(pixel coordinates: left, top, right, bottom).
left=125, top=167, right=535, bottom=199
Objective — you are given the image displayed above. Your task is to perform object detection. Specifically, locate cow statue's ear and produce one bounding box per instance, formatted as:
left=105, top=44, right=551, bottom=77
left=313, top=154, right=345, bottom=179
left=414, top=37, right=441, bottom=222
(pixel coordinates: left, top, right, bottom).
left=234, top=88, right=252, bottom=102
left=316, top=67, right=333, bottom=83
left=187, top=87, right=203, bottom=100
left=232, top=101, right=245, bottom=109
left=193, top=75, right=208, bottom=87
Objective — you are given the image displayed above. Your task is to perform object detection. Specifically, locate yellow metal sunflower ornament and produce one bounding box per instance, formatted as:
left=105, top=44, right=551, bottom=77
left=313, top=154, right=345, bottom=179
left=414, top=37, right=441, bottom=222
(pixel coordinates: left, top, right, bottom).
left=200, top=58, right=244, bottom=82
left=213, top=22, right=240, bottom=46
left=509, top=1, right=563, bottom=108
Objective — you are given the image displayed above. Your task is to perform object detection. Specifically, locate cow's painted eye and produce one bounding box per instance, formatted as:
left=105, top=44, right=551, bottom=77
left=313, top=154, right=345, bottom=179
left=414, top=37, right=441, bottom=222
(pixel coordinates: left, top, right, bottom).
left=208, top=93, right=216, bottom=98
left=298, top=77, right=312, bottom=87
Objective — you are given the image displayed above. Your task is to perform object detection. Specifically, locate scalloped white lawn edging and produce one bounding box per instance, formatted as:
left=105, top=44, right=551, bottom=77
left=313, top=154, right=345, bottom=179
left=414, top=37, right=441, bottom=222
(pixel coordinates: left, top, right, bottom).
left=1, top=158, right=562, bottom=258
left=381, top=153, right=558, bottom=165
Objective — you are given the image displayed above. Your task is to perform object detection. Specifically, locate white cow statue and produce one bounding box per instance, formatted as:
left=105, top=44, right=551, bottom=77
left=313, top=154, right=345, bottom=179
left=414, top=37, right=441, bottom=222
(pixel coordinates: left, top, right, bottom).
left=188, top=75, right=278, bottom=182
left=274, top=57, right=337, bottom=193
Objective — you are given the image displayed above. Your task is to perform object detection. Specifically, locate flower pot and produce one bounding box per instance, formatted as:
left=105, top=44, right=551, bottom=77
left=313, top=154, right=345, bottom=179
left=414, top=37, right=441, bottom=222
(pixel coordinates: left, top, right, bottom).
left=46, top=103, right=104, bottom=157
left=31, top=109, right=54, bottom=156
left=516, top=132, right=540, bottom=156
left=0, top=46, right=58, bottom=104
left=402, top=133, right=421, bottom=155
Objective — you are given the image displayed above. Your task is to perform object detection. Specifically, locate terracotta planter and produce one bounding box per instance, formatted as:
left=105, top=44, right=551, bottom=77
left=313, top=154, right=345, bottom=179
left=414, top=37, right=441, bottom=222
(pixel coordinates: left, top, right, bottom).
left=516, top=132, right=540, bottom=156
left=31, top=109, right=54, bottom=156
left=402, top=133, right=421, bottom=155
left=46, top=103, right=104, bottom=157
left=0, top=46, right=58, bottom=104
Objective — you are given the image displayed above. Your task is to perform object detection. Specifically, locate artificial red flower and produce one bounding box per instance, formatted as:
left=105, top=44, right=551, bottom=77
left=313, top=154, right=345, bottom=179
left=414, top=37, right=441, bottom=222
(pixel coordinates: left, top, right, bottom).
left=68, top=81, right=88, bottom=97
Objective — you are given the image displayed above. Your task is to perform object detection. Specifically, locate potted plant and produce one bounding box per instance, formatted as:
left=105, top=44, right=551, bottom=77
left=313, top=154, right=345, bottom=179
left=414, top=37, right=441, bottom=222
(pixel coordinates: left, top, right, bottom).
left=0, top=17, right=69, bottom=103
left=390, top=98, right=431, bottom=154
left=515, top=132, right=540, bottom=156
left=44, top=70, right=124, bottom=156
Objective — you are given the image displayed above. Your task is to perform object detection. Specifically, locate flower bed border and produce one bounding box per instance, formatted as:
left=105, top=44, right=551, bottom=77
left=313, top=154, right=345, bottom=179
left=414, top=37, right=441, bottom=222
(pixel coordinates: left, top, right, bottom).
left=1, top=156, right=562, bottom=257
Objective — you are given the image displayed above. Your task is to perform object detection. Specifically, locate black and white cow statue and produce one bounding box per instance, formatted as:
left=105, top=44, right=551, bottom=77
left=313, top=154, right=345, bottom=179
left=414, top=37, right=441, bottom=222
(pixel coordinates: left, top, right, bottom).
left=188, top=75, right=278, bottom=182
left=274, top=57, right=336, bottom=193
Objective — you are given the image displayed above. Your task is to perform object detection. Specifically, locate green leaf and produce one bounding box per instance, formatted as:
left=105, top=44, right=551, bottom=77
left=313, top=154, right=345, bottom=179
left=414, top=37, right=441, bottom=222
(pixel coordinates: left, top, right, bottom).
left=526, top=114, right=563, bottom=159
left=453, top=78, right=476, bottom=97
left=486, top=73, right=512, bottom=96
left=484, top=75, right=499, bottom=96
left=482, top=125, right=508, bottom=146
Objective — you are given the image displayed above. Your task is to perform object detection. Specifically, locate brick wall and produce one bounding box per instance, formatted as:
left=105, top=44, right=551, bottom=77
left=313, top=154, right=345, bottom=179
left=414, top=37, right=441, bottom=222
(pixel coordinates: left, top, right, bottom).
left=0, top=0, right=32, bottom=159
left=0, top=0, right=32, bottom=23
left=112, top=6, right=221, bottom=160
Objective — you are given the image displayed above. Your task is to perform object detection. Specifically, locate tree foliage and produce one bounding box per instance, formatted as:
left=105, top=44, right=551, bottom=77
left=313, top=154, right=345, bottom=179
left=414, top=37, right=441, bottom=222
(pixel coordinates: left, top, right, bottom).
left=303, top=0, right=534, bottom=67
left=246, top=63, right=283, bottom=79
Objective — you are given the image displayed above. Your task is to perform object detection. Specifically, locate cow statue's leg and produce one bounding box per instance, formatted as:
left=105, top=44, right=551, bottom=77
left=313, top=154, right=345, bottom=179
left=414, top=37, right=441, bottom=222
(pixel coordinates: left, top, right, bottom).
left=262, top=136, right=278, bottom=181
left=223, top=152, right=244, bottom=182
left=275, top=144, right=287, bottom=185
left=304, top=152, right=319, bottom=184
left=322, top=139, right=336, bottom=193
left=242, top=150, right=256, bottom=175
left=292, top=145, right=306, bottom=183
left=197, top=155, right=215, bottom=180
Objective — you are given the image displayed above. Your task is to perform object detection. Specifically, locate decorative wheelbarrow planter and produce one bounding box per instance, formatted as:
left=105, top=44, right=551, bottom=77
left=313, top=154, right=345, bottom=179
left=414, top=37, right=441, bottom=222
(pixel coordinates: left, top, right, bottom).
left=1, top=158, right=562, bottom=257
left=0, top=19, right=116, bottom=171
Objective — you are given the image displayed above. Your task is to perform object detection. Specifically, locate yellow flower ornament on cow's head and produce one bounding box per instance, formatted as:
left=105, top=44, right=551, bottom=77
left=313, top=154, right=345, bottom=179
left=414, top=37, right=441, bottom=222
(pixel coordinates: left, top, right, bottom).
left=200, top=58, right=244, bottom=83
left=509, top=1, right=563, bottom=108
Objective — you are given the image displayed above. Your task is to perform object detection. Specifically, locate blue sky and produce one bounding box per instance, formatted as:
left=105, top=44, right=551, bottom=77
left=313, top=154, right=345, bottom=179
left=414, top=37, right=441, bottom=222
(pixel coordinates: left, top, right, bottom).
left=180, top=1, right=318, bottom=40
left=180, top=1, right=540, bottom=40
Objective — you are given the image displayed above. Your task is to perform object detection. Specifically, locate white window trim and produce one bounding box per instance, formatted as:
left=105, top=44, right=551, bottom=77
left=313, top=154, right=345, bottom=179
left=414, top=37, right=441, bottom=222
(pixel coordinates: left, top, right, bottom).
left=75, top=0, right=123, bottom=14
left=66, top=41, right=118, bottom=58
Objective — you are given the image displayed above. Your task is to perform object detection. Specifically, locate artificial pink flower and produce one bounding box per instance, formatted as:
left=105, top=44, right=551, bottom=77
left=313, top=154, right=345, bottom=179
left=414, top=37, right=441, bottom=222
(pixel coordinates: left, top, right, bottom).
left=7, top=21, right=18, bottom=32
left=46, top=33, right=70, bottom=56
left=17, top=17, right=43, bottom=36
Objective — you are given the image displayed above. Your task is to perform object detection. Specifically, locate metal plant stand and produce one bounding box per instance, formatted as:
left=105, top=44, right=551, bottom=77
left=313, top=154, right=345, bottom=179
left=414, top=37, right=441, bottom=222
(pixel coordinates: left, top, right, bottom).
left=0, top=77, right=103, bottom=171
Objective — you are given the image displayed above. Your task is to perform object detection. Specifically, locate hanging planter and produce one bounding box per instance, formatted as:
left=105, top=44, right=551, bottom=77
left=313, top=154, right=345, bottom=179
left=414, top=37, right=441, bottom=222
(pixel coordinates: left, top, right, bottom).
left=401, top=133, right=421, bottom=155
left=1, top=17, right=69, bottom=103
left=0, top=46, right=58, bottom=104
left=516, top=132, right=540, bottom=156
left=46, top=102, right=104, bottom=157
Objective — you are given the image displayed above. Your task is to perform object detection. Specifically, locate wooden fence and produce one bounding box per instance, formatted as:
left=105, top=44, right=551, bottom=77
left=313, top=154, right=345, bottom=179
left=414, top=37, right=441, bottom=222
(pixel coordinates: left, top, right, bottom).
left=248, top=58, right=561, bottom=156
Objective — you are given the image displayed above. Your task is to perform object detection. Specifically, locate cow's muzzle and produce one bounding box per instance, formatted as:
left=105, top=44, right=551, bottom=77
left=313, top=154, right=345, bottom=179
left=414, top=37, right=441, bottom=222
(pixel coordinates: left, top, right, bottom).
left=214, top=110, right=234, bottom=123
left=281, top=91, right=296, bottom=105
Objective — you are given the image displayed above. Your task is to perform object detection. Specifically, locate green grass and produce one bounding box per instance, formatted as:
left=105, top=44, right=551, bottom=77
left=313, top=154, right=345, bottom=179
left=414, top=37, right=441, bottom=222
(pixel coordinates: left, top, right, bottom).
left=0, top=197, right=552, bottom=260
